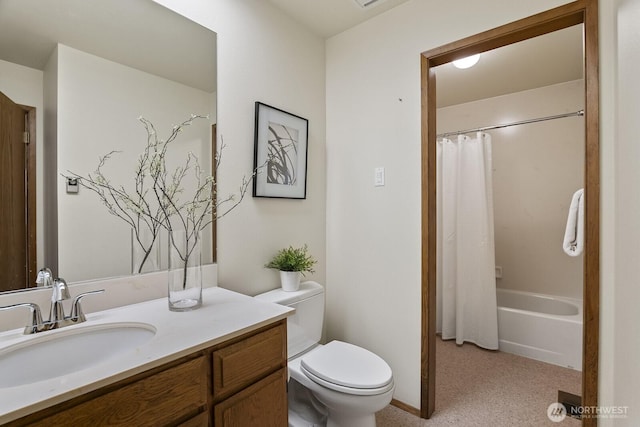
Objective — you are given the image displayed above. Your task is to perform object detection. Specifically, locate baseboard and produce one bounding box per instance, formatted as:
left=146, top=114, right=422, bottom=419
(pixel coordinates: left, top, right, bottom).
left=390, top=399, right=421, bottom=417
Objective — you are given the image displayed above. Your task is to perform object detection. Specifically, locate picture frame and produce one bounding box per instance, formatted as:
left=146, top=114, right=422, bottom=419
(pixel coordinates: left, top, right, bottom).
left=253, top=102, right=309, bottom=199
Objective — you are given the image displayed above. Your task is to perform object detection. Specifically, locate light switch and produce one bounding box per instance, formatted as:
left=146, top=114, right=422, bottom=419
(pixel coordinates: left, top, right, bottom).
left=374, top=167, right=385, bottom=187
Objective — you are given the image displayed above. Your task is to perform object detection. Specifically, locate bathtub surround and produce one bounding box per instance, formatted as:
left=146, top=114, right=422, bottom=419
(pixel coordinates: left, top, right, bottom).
left=497, top=289, right=582, bottom=370
left=438, top=80, right=584, bottom=300
left=436, top=133, right=499, bottom=350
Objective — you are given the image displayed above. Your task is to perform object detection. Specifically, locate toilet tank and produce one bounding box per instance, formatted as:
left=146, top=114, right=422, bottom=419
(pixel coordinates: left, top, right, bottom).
left=255, top=281, right=324, bottom=359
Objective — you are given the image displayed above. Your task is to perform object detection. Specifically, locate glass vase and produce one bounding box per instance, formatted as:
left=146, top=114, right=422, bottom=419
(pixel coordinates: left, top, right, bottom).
left=131, top=227, right=160, bottom=275
left=168, top=229, right=202, bottom=311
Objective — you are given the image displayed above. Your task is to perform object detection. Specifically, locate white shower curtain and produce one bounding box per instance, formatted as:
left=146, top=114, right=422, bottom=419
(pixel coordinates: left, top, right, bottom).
left=436, top=132, right=499, bottom=350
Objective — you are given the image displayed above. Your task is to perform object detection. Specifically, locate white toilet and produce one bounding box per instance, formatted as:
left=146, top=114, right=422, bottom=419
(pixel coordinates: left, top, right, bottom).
left=256, top=281, right=394, bottom=427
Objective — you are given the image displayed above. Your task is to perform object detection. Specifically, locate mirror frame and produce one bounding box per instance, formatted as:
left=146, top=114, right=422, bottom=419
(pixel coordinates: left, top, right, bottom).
left=420, top=0, right=599, bottom=424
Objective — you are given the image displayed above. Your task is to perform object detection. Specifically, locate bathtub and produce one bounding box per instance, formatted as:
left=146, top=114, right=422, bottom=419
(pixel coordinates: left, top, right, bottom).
left=496, top=288, right=582, bottom=371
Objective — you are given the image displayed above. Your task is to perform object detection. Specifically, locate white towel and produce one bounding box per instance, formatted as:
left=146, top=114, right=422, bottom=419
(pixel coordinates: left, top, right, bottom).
left=563, top=188, right=584, bottom=256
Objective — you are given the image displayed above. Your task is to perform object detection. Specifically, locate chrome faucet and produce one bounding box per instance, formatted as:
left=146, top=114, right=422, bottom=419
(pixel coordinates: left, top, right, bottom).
left=35, top=267, right=54, bottom=287
left=49, top=277, right=71, bottom=324
left=0, top=269, right=104, bottom=334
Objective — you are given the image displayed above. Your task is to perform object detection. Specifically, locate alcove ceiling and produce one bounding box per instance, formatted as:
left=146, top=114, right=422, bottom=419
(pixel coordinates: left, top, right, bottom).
left=268, top=0, right=584, bottom=107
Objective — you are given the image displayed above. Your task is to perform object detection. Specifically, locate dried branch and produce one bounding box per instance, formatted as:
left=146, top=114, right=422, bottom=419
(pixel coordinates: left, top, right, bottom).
left=64, top=114, right=261, bottom=278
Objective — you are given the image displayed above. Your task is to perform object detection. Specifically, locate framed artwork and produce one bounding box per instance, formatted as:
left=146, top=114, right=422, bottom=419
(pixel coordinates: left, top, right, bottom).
left=253, top=102, right=309, bottom=199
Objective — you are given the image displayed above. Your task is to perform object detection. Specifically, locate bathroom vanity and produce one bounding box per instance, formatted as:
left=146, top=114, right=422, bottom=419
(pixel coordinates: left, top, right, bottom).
left=0, top=287, right=292, bottom=426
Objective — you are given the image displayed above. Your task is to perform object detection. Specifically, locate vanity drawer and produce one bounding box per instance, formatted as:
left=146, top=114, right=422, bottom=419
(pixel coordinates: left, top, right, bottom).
left=30, top=356, right=208, bottom=426
left=212, top=321, right=286, bottom=400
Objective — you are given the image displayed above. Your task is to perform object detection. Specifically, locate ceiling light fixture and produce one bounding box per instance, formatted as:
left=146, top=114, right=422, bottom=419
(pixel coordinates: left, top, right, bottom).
left=453, top=54, right=481, bottom=69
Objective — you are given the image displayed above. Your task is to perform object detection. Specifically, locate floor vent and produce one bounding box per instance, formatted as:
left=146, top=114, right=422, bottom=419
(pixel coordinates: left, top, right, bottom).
left=558, top=390, right=582, bottom=419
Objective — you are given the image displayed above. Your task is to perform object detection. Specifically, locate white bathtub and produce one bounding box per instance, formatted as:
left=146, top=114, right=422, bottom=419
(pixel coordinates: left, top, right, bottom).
left=496, top=288, right=582, bottom=371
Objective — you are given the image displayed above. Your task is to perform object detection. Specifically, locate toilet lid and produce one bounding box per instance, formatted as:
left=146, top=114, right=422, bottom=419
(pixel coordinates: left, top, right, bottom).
left=300, top=340, right=392, bottom=390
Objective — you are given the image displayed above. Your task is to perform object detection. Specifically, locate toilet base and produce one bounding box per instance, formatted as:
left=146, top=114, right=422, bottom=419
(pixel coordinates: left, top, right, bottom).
left=288, top=378, right=328, bottom=427
left=326, top=412, right=376, bottom=427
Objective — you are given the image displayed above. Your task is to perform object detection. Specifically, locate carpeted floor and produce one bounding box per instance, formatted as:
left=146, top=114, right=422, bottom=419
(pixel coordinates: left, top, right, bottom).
left=376, top=338, right=581, bottom=426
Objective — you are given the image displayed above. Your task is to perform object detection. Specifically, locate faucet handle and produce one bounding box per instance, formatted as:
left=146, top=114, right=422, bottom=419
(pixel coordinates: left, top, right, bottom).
left=0, top=303, right=44, bottom=335
left=70, top=289, right=105, bottom=322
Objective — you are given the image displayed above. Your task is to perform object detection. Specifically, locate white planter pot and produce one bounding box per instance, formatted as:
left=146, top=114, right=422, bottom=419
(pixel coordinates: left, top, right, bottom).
left=280, top=271, right=301, bottom=292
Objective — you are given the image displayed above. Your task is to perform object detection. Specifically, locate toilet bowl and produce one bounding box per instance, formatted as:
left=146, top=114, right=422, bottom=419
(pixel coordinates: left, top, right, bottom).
left=289, top=341, right=394, bottom=427
left=255, top=282, right=394, bottom=427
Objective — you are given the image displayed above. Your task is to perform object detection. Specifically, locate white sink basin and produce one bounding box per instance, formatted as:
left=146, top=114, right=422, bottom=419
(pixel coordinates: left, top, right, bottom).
left=0, top=322, right=156, bottom=388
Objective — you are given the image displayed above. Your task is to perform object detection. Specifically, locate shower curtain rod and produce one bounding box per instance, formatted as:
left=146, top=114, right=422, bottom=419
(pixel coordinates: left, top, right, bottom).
left=436, top=110, right=584, bottom=139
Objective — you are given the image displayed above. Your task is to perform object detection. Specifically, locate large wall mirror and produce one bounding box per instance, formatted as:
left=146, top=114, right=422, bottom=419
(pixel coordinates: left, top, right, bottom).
left=0, top=0, right=217, bottom=292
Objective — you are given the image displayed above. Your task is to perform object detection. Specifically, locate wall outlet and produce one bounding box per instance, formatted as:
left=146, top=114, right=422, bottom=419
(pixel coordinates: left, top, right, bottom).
left=495, top=266, right=503, bottom=279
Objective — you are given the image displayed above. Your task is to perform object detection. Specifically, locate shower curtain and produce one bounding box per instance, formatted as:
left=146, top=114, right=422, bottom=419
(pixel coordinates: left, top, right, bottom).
left=436, top=132, right=499, bottom=350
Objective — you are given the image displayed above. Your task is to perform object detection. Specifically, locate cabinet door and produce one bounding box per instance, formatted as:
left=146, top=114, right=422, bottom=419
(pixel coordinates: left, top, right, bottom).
left=214, top=368, right=287, bottom=427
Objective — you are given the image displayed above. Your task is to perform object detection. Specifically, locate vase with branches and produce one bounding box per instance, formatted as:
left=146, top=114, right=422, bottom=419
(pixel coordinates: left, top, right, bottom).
left=66, top=114, right=259, bottom=310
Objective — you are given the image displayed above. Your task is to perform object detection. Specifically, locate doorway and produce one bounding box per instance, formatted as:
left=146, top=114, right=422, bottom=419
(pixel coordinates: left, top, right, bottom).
left=0, top=91, right=37, bottom=290
left=419, top=1, right=599, bottom=426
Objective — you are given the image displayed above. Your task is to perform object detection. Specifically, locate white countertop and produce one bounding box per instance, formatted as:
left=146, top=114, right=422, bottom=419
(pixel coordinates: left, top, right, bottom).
left=0, top=287, right=293, bottom=424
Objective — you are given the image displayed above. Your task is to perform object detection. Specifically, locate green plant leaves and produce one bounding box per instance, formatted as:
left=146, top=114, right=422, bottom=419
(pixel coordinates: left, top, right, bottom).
left=265, top=244, right=316, bottom=275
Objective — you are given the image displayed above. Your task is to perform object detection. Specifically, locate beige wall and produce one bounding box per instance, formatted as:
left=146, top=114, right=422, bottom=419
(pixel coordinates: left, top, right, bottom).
left=611, top=0, right=640, bottom=423
left=438, top=80, right=584, bottom=299
left=325, top=0, right=573, bottom=407
left=153, top=0, right=327, bottom=296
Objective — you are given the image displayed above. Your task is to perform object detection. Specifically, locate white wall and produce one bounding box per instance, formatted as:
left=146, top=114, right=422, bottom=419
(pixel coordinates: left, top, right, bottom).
left=54, top=44, right=214, bottom=282
left=438, top=80, right=584, bottom=299
left=153, top=0, right=327, bottom=296
left=326, top=0, right=581, bottom=409
left=611, top=0, right=640, bottom=424
left=0, top=59, right=45, bottom=272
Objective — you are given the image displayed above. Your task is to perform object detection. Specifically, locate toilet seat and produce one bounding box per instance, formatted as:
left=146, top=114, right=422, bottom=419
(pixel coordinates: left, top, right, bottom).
left=300, top=341, right=394, bottom=396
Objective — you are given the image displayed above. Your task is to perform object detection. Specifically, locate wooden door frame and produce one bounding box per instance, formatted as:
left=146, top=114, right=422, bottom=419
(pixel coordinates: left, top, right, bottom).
left=24, top=106, right=37, bottom=286
left=420, top=1, right=599, bottom=425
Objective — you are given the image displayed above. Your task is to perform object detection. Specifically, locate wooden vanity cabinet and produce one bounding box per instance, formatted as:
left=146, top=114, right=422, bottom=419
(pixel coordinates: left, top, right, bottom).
left=212, top=323, right=287, bottom=426
left=9, top=319, right=288, bottom=427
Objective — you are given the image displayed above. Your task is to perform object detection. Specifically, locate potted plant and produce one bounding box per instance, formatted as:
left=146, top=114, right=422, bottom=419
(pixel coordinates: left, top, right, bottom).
left=265, top=244, right=317, bottom=291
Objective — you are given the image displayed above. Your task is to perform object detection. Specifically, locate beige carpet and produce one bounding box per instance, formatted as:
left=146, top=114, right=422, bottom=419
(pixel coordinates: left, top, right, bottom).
left=376, top=338, right=581, bottom=426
